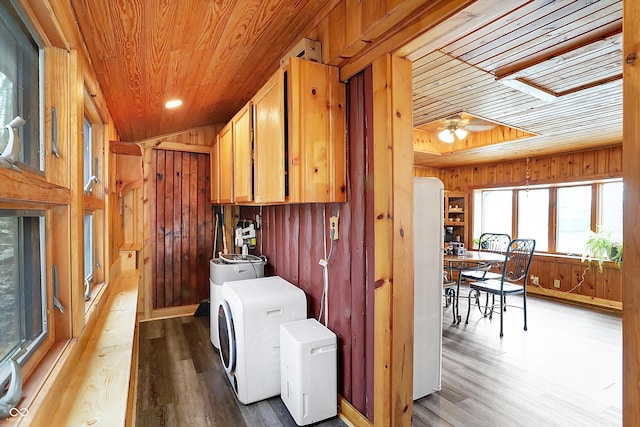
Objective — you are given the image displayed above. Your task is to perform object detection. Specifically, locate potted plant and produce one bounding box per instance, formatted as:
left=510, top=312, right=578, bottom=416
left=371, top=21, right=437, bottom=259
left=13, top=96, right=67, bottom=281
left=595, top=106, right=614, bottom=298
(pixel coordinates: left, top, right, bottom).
left=581, top=228, right=622, bottom=272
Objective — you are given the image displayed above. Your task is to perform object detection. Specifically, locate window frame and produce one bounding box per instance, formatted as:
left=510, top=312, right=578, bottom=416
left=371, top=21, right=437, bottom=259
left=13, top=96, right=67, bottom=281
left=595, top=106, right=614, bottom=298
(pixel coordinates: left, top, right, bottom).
left=472, top=178, right=623, bottom=256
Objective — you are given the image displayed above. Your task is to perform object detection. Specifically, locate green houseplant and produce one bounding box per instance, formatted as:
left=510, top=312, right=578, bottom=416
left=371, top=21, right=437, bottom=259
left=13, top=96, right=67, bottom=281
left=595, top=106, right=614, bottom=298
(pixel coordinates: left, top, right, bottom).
left=581, top=228, right=622, bottom=272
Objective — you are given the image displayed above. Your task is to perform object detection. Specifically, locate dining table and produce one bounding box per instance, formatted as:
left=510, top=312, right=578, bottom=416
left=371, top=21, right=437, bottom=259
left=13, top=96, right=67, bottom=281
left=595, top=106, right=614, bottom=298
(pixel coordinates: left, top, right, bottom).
left=443, top=250, right=506, bottom=324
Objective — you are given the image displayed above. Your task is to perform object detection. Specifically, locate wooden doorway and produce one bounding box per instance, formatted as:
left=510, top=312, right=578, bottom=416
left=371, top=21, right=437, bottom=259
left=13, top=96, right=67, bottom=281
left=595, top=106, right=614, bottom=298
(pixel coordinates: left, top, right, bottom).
left=151, top=149, right=214, bottom=309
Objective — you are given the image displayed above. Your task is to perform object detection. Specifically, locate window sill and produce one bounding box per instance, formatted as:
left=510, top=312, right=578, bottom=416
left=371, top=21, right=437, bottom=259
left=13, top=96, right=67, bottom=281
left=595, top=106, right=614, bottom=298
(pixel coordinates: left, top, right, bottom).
left=11, top=271, right=139, bottom=426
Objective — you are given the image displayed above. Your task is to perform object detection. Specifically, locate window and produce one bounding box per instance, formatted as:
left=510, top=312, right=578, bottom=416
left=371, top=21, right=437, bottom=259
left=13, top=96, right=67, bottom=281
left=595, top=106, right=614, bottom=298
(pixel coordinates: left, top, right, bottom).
left=518, top=189, right=549, bottom=251
left=556, top=186, right=592, bottom=254
left=0, top=2, right=42, bottom=171
left=0, top=210, right=47, bottom=365
left=480, top=190, right=512, bottom=236
left=474, top=180, right=622, bottom=256
left=600, top=181, right=623, bottom=242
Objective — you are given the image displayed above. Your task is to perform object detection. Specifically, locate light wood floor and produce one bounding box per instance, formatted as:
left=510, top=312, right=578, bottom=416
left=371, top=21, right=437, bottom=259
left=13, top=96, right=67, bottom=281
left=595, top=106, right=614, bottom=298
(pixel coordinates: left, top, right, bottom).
left=415, top=292, right=622, bottom=427
left=137, top=294, right=621, bottom=427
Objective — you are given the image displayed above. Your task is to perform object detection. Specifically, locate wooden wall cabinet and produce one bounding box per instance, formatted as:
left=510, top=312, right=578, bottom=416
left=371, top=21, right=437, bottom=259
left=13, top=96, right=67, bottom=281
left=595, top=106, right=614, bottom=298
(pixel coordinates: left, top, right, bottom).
left=232, top=103, right=253, bottom=203
left=253, top=70, right=286, bottom=204
left=212, top=57, right=346, bottom=205
left=285, top=56, right=346, bottom=203
left=210, top=135, right=221, bottom=203
left=218, top=123, right=234, bottom=203
left=444, top=191, right=467, bottom=243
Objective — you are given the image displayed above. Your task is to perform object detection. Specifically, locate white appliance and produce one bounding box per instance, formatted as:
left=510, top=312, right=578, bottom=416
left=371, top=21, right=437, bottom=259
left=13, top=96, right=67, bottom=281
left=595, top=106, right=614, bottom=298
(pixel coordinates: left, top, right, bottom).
left=218, top=276, right=307, bottom=404
left=413, top=177, right=444, bottom=400
left=209, top=254, right=265, bottom=349
left=280, top=318, right=337, bottom=426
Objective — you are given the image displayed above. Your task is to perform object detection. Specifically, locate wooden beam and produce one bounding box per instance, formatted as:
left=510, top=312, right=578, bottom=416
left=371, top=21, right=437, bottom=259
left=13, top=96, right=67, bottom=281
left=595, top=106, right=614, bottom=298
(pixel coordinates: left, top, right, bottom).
left=110, top=141, right=142, bottom=156
left=397, top=0, right=530, bottom=62
left=340, top=0, right=474, bottom=81
left=623, top=0, right=640, bottom=425
left=495, top=22, right=622, bottom=80
left=150, top=141, right=212, bottom=154
left=0, top=167, right=70, bottom=204
left=372, top=54, right=414, bottom=427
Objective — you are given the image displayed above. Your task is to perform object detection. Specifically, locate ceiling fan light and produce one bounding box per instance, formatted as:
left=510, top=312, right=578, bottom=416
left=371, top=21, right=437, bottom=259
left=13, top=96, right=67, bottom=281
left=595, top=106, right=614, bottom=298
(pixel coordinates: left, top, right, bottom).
left=438, top=129, right=455, bottom=143
left=454, top=128, right=468, bottom=140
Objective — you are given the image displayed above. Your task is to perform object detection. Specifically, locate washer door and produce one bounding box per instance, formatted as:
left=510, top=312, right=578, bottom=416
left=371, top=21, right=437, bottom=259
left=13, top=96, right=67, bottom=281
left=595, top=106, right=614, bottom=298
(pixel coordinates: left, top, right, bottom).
left=218, top=300, right=236, bottom=374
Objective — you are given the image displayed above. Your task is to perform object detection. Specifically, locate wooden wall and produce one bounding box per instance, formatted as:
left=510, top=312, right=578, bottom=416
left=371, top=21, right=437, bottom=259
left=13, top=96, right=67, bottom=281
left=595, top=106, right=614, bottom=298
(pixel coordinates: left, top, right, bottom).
left=151, top=150, right=214, bottom=309
left=138, top=124, right=223, bottom=318
left=415, top=145, right=624, bottom=307
left=246, top=69, right=375, bottom=418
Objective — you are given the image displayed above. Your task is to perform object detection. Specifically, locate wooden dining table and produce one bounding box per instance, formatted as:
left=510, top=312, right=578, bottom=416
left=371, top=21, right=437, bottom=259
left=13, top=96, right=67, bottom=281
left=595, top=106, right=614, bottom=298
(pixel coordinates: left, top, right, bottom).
left=443, top=250, right=506, bottom=324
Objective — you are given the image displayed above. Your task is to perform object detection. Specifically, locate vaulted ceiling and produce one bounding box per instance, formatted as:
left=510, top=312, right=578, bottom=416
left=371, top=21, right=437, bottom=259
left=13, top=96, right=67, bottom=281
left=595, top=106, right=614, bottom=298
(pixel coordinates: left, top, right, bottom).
left=70, top=0, right=623, bottom=169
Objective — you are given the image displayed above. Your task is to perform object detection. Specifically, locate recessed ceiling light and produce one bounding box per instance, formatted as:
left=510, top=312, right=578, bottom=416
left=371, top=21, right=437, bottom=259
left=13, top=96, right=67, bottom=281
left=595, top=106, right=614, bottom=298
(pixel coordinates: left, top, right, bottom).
left=165, top=99, right=183, bottom=109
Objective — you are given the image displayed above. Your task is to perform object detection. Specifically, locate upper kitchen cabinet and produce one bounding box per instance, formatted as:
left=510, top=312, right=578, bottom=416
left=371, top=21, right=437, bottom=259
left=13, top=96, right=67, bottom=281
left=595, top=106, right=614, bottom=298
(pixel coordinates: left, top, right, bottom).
left=252, top=57, right=346, bottom=204
left=210, top=134, right=221, bottom=203
left=232, top=103, right=253, bottom=203
left=218, top=122, right=234, bottom=203
left=285, top=57, right=346, bottom=203
left=253, top=70, right=286, bottom=204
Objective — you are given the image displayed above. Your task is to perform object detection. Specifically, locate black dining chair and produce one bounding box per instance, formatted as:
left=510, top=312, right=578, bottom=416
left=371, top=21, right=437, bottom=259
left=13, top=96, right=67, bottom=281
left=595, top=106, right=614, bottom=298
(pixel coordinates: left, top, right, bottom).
left=460, top=232, right=511, bottom=282
left=465, top=238, right=536, bottom=337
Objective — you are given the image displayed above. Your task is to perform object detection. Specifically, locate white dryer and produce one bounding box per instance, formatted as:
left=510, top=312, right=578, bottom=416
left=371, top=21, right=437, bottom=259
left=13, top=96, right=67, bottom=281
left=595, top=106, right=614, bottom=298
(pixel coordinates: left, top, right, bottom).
left=209, top=254, right=265, bottom=349
left=218, top=276, right=307, bottom=404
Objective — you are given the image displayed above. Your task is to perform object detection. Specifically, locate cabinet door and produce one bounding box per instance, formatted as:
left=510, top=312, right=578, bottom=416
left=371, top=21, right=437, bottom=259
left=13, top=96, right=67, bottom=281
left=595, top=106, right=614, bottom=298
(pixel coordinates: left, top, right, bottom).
left=287, top=57, right=346, bottom=203
left=210, top=135, right=220, bottom=203
left=253, top=69, right=285, bottom=204
left=219, top=123, right=234, bottom=203
left=233, top=103, right=253, bottom=203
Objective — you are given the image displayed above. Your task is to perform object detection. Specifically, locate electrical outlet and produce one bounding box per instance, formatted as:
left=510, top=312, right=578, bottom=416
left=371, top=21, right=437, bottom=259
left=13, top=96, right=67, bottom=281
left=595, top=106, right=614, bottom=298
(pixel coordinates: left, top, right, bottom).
left=553, top=279, right=561, bottom=288
left=531, top=275, right=539, bottom=285
left=329, top=216, right=339, bottom=240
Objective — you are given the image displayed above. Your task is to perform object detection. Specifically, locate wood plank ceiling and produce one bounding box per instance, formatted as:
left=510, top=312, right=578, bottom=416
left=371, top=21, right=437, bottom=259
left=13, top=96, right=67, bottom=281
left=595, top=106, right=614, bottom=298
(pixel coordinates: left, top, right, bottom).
left=70, top=0, right=336, bottom=142
left=405, top=0, right=623, bottom=169
left=70, top=0, right=623, bottom=169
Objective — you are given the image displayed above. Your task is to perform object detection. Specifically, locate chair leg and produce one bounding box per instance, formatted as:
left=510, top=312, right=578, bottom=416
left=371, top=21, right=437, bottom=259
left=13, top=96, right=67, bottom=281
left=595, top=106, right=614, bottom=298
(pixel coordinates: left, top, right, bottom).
left=523, top=290, right=528, bottom=331
left=499, top=293, right=504, bottom=338
left=465, top=289, right=479, bottom=325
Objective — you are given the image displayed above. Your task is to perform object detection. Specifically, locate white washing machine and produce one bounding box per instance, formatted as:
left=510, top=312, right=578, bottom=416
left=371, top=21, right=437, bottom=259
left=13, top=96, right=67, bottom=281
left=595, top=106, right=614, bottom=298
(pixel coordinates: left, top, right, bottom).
left=210, top=254, right=265, bottom=349
left=218, top=276, right=307, bottom=404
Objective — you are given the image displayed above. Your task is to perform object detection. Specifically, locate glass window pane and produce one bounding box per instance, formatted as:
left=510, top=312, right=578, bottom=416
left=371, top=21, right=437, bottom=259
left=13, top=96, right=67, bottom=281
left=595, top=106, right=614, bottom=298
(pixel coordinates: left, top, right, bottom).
left=600, top=181, right=623, bottom=242
left=0, top=211, right=45, bottom=364
left=0, top=2, right=42, bottom=171
left=557, top=186, right=592, bottom=254
left=83, top=117, right=92, bottom=184
left=481, top=190, right=512, bottom=236
left=84, top=213, right=93, bottom=280
left=518, top=189, right=549, bottom=251
left=0, top=217, right=20, bottom=361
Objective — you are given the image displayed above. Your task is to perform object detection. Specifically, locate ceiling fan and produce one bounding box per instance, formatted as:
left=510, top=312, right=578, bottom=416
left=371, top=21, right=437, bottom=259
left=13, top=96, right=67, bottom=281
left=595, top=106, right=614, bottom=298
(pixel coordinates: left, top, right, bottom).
left=437, top=114, right=496, bottom=143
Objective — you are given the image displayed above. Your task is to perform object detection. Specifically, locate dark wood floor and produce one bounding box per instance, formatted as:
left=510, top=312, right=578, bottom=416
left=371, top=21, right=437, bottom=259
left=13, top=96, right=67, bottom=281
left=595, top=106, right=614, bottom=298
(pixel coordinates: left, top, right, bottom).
left=136, top=312, right=346, bottom=427
left=137, top=293, right=621, bottom=427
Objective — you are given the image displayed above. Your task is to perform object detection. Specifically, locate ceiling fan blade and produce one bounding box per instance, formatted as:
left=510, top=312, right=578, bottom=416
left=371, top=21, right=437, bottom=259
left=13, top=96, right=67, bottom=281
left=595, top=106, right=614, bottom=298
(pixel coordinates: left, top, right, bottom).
left=464, top=124, right=496, bottom=131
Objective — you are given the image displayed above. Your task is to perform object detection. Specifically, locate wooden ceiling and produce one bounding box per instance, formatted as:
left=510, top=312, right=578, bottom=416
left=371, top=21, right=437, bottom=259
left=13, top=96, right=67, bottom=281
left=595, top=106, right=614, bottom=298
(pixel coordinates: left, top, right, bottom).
left=70, top=0, right=623, bottom=169
left=404, top=0, right=623, bottom=169
left=70, top=0, right=336, bottom=142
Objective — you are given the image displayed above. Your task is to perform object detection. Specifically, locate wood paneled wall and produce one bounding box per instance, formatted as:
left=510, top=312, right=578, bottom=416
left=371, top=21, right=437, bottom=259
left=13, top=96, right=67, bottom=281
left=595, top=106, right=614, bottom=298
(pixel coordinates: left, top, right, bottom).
left=151, top=150, right=214, bottom=309
left=248, top=69, right=374, bottom=418
left=415, top=145, right=624, bottom=306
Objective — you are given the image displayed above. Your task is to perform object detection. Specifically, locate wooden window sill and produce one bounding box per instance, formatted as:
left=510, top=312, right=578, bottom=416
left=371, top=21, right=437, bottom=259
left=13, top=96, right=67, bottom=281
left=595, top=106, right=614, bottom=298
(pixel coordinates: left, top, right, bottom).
left=12, top=271, right=139, bottom=426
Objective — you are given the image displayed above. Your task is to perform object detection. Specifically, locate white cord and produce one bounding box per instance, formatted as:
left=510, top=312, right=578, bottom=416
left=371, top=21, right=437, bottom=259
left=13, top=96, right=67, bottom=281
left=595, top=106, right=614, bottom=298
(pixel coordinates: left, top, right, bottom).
left=318, top=206, right=336, bottom=327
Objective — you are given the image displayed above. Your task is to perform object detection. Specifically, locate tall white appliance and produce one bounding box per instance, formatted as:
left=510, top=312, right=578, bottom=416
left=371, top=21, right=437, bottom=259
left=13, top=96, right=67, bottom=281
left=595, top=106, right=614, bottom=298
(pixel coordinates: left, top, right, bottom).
left=413, top=177, right=443, bottom=400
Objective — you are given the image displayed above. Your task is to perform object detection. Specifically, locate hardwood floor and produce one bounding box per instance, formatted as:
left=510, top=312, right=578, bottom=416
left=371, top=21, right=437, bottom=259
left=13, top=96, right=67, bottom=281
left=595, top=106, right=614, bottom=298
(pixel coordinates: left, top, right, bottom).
left=136, top=314, right=345, bottom=427
left=415, top=292, right=622, bottom=427
left=136, top=294, right=621, bottom=426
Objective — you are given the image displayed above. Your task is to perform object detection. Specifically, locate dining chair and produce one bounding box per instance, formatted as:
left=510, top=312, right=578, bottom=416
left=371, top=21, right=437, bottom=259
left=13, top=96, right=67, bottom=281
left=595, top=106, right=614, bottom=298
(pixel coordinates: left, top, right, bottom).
left=464, top=238, right=536, bottom=337
left=460, top=232, right=511, bottom=282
